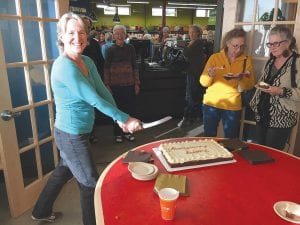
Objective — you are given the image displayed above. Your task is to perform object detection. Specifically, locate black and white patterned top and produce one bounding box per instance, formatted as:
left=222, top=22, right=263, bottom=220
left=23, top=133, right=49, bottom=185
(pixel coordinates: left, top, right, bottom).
left=250, top=52, right=300, bottom=128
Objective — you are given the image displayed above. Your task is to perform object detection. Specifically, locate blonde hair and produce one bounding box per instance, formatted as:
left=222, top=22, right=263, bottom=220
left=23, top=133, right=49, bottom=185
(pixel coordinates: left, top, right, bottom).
left=56, top=12, right=86, bottom=53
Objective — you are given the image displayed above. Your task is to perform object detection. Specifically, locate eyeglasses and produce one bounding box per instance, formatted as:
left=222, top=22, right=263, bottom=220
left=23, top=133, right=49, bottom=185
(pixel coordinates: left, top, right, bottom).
left=230, top=43, right=246, bottom=50
left=266, top=40, right=287, bottom=48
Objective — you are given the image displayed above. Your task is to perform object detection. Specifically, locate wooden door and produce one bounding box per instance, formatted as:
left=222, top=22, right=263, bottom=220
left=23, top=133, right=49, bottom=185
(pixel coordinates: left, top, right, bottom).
left=0, top=0, right=68, bottom=217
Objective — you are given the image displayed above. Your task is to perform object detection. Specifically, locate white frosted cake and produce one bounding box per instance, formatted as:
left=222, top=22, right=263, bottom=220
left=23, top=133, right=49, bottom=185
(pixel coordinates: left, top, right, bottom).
left=159, top=139, right=233, bottom=168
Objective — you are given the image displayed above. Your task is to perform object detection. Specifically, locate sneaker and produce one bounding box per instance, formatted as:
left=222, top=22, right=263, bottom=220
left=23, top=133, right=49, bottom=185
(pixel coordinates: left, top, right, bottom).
left=124, top=134, right=135, bottom=142
left=115, top=136, right=123, bottom=143
left=31, top=212, right=61, bottom=223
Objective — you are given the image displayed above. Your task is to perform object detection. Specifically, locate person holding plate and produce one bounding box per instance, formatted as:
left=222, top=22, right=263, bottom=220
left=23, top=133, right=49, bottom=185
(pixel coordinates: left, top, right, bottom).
left=200, top=28, right=255, bottom=138
left=249, top=25, right=300, bottom=150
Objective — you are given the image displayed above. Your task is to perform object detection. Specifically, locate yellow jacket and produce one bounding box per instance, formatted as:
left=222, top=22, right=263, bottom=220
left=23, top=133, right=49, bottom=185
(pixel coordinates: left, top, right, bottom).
left=200, top=50, right=255, bottom=110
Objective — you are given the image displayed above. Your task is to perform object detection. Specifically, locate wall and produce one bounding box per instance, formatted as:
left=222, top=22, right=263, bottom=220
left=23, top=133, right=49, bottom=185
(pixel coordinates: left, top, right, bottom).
left=92, top=4, right=210, bottom=30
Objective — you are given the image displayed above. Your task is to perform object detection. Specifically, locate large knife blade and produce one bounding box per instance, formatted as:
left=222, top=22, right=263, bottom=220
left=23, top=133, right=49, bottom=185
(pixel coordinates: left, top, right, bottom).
left=142, top=116, right=172, bottom=129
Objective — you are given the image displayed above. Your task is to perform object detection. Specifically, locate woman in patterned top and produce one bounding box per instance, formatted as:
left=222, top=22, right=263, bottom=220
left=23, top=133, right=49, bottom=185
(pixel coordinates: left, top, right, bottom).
left=250, top=25, right=300, bottom=150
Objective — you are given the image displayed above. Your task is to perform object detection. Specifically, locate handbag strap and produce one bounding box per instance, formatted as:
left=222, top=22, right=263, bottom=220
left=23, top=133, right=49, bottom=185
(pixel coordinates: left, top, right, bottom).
left=242, top=56, right=248, bottom=73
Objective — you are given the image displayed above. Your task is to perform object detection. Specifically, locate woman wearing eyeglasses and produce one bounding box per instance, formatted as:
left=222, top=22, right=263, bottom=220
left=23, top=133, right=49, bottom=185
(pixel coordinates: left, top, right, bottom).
left=249, top=26, right=300, bottom=150
left=200, top=28, right=256, bottom=138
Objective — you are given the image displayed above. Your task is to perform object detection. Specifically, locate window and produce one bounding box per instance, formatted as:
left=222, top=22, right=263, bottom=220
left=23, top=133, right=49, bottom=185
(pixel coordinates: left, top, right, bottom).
left=104, top=6, right=130, bottom=15
left=196, top=9, right=208, bottom=17
left=152, top=8, right=177, bottom=17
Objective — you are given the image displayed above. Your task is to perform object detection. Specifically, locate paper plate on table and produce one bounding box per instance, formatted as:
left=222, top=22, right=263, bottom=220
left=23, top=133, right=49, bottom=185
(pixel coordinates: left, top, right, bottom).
left=128, top=162, right=158, bottom=181
left=273, top=201, right=300, bottom=224
left=128, top=162, right=154, bottom=175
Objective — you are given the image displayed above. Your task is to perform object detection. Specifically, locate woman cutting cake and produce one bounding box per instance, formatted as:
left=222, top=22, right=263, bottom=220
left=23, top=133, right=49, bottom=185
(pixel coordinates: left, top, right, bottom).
left=250, top=25, right=300, bottom=150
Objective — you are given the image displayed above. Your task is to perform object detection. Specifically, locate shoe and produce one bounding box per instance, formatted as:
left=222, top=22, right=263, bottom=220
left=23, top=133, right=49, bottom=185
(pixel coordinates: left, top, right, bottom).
left=115, top=136, right=123, bottom=143
left=124, top=134, right=135, bottom=142
left=31, top=212, right=61, bottom=223
left=177, top=117, right=191, bottom=127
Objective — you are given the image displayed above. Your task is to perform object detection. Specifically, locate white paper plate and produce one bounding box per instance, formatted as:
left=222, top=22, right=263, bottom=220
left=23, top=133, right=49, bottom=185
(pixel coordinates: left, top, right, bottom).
left=153, top=148, right=236, bottom=172
left=273, top=201, right=300, bottom=224
left=128, top=162, right=154, bottom=176
left=131, top=164, right=159, bottom=181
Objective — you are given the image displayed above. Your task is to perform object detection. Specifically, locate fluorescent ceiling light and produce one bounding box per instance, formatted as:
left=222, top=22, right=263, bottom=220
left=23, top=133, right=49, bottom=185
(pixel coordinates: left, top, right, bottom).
left=96, top=4, right=108, bottom=8
left=168, top=2, right=217, bottom=7
left=127, top=0, right=150, bottom=3
left=167, top=6, right=196, bottom=9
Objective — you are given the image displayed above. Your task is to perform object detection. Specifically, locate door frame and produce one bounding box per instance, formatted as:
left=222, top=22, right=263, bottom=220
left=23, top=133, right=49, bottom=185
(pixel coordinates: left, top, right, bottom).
left=0, top=0, right=69, bottom=217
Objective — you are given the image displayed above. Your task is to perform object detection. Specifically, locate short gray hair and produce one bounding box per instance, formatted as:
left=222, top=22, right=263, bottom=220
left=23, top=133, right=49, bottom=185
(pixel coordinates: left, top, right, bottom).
left=113, top=25, right=126, bottom=35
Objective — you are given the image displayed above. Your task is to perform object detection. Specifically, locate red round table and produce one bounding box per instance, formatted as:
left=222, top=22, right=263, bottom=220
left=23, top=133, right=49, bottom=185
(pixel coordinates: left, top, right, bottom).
left=95, top=137, right=300, bottom=225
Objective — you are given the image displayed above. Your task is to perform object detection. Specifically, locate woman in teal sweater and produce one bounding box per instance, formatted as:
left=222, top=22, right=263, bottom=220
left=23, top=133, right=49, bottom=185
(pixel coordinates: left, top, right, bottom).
left=31, top=12, right=142, bottom=225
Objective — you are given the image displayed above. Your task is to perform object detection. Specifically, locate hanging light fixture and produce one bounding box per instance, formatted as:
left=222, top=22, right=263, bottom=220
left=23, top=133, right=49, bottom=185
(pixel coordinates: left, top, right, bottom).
left=112, top=0, right=121, bottom=23
left=113, top=7, right=120, bottom=23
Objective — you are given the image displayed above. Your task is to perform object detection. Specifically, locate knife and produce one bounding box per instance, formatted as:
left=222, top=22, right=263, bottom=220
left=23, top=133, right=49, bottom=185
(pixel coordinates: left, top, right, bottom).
left=142, top=116, right=172, bottom=129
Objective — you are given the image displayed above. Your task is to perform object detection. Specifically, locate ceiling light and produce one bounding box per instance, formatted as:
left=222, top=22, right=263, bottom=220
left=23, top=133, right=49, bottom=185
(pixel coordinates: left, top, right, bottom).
left=168, top=2, right=217, bottom=7
left=127, top=0, right=150, bottom=3
left=96, top=4, right=108, bottom=8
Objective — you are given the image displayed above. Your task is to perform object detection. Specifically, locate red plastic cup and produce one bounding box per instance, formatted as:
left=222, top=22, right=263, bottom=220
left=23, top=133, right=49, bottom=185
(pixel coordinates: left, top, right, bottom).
left=158, top=188, right=179, bottom=220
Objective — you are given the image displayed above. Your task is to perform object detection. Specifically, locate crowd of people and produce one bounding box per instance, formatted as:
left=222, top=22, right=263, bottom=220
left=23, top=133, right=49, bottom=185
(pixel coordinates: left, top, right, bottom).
left=30, top=11, right=299, bottom=225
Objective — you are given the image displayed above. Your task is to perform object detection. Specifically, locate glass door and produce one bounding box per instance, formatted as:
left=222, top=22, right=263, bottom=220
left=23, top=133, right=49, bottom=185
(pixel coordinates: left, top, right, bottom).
left=223, top=0, right=300, bottom=152
left=0, top=0, right=67, bottom=217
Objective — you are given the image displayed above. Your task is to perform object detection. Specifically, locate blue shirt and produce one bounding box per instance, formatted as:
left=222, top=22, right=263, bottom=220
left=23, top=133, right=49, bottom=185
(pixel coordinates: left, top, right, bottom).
left=101, top=41, right=114, bottom=59
left=51, top=55, right=129, bottom=134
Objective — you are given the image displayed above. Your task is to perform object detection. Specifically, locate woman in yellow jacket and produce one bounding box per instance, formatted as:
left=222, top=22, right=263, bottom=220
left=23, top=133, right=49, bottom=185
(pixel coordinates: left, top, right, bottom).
left=200, top=28, right=255, bottom=138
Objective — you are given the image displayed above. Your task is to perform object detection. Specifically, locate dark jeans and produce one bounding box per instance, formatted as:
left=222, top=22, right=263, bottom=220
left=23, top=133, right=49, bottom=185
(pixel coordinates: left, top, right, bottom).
left=203, top=104, right=241, bottom=138
left=32, top=128, right=99, bottom=225
left=184, top=74, right=204, bottom=118
left=255, top=124, right=292, bottom=150
left=111, top=85, right=136, bottom=136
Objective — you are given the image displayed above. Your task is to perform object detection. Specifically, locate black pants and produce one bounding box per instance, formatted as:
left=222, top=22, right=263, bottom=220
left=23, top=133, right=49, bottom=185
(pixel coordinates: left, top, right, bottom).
left=111, top=85, right=136, bottom=136
left=184, top=74, right=204, bottom=118
left=255, top=124, right=292, bottom=150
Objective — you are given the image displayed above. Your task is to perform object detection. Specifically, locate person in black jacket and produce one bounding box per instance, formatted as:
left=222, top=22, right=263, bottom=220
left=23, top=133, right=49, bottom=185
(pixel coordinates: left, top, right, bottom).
left=81, top=16, right=105, bottom=143
left=178, top=25, right=206, bottom=127
left=82, top=16, right=104, bottom=79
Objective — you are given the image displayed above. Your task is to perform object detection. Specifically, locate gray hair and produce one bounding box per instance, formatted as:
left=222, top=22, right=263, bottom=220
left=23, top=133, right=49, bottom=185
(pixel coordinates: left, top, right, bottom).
left=162, top=26, right=170, bottom=33
left=269, top=25, right=297, bottom=51
left=113, top=25, right=127, bottom=35
left=189, top=25, right=202, bottom=36
left=57, top=12, right=86, bottom=54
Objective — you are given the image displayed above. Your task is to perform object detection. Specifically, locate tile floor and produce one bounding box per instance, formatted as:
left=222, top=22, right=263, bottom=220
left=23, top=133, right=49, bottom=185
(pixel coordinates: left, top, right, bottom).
left=0, top=118, right=204, bottom=225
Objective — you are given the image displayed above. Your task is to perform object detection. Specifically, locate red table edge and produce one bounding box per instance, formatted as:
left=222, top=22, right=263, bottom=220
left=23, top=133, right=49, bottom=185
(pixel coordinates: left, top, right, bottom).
left=94, top=137, right=300, bottom=225
left=94, top=138, right=171, bottom=225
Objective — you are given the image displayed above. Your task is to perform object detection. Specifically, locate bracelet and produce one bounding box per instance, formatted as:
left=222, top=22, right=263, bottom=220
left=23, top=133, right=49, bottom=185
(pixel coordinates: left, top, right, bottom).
left=279, top=87, right=287, bottom=98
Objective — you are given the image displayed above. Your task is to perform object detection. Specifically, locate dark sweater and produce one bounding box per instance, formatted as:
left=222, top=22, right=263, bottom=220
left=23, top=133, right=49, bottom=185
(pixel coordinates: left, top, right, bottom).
left=104, top=43, right=140, bottom=87
left=183, top=39, right=206, bottom=77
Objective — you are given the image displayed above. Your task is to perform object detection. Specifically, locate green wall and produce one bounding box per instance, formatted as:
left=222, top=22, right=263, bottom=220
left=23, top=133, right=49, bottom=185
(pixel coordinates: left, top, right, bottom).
left=92, top=4, right=211, bottom=30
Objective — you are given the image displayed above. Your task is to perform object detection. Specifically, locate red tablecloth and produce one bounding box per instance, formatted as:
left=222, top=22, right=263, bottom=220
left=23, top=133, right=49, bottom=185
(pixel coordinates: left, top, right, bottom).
left=96, top=137, right=300, bottom=225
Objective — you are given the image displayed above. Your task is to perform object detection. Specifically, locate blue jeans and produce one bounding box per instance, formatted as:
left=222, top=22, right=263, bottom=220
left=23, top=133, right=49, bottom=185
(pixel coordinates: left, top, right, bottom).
left=203, top=104, right=241, bottom=138
left=32, top=128, right=99, bottom=225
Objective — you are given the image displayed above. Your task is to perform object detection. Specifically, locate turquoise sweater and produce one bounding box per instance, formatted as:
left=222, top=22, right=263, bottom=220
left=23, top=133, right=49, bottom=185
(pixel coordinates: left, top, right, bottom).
left=51, top=55, right=129, bottom=134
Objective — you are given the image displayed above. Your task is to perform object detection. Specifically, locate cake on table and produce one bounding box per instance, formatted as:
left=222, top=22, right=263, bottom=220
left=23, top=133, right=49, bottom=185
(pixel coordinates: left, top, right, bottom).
left=159, top=139, right=234, bottom=168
